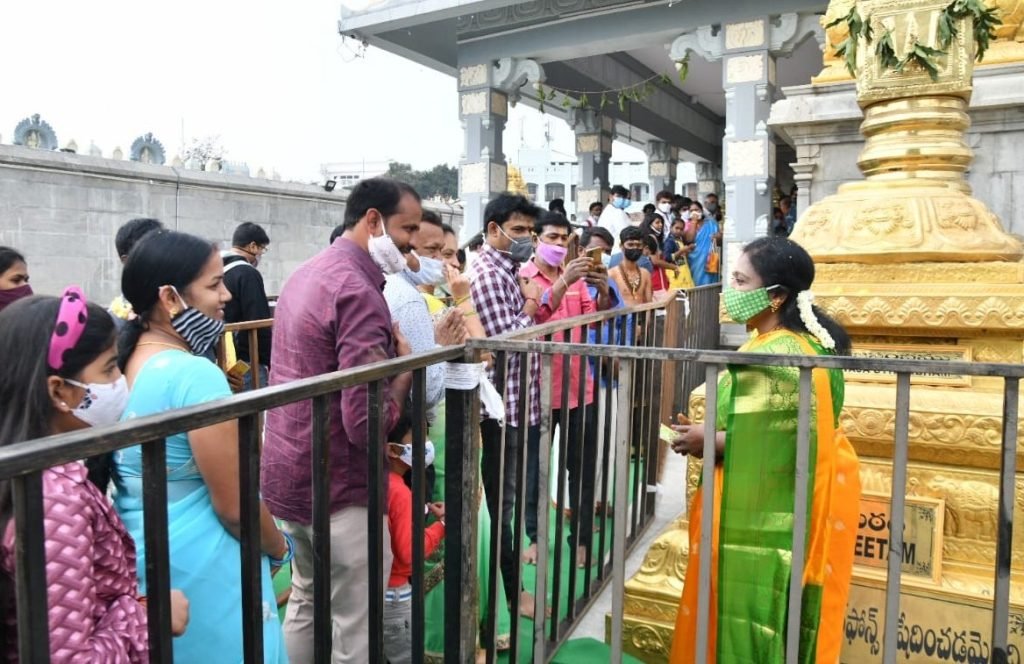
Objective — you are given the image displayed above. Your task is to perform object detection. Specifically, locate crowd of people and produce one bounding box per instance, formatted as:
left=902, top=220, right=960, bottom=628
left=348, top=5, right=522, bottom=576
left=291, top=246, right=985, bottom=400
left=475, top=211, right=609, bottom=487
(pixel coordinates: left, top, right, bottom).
left=0, top=174, right=859, bottom=664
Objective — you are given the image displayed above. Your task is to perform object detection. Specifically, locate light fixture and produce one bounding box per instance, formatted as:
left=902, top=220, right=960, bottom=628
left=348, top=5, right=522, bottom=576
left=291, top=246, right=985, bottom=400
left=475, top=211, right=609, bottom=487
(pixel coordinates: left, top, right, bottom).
left=323, top=179, right=337, bottom=192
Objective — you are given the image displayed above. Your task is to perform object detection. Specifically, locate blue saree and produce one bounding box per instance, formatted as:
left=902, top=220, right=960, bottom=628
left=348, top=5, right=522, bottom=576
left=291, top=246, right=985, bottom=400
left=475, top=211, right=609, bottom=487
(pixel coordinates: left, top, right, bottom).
left=115, top=350, right=287, bottom=664
left=687, top=219, right=721, bottom=286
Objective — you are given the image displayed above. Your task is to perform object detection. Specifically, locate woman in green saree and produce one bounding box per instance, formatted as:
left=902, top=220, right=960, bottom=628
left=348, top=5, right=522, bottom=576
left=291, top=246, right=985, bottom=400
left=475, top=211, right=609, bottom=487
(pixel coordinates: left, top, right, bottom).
left=668, top=237, right=860, bottom=664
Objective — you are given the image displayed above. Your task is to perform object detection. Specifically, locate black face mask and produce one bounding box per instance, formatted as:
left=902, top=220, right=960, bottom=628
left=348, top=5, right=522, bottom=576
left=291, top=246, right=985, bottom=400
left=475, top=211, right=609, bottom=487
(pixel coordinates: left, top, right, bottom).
left=623, top=248, right=644, bottom=263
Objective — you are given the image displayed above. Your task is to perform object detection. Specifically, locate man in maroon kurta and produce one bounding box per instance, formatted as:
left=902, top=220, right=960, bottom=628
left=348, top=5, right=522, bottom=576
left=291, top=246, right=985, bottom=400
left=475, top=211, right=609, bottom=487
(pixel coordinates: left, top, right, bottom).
left=262, top=177, right=420, bottom=664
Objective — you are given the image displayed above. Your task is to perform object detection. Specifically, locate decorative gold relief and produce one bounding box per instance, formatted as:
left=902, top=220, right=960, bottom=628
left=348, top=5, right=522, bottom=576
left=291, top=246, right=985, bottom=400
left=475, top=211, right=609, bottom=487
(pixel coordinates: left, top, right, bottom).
left=794, top=0, right=1023, bottom=263
left=818, top=292, right=1024, bottom=332
left=814, top=261, right=1024, bottom=284
left=814, top=0, right=857, bottom=84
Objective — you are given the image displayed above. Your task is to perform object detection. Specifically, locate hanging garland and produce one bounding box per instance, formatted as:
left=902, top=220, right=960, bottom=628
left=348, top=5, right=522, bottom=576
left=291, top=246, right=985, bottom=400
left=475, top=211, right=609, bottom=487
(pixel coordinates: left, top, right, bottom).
left=534, top=54, right=690, bottom=114
left=827, top=0, right=1000, bottom=81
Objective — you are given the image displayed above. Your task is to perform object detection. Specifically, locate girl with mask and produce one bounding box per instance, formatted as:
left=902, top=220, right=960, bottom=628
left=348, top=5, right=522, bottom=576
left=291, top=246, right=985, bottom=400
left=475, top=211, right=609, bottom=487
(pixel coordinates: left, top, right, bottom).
left=0, top=247, right=31, bottom=314
left=667, top=237, right=858, bottom=664
left=115, top=230, right=290, bottom=663
left=0, top=288, right=189, bottom=662
left=639, top=214, right=678, bottom=299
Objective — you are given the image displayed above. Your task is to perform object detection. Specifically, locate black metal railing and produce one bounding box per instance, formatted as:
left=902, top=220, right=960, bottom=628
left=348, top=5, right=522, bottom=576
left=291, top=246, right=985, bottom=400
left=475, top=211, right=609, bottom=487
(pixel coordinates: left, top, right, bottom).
left=470, top=339, right=1023, bottom=663
left=0, top=346, right=481, bottom=664
left=468, top=294, right=689, bottom=663
left=4, top=283, right=1020, bottom=663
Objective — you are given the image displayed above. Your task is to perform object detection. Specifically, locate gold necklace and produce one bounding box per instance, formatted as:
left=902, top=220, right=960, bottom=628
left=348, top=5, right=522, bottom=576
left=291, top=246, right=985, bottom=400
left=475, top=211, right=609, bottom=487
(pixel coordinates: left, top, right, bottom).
left=137, top=341, right=188, bottom=352
left=622, top=267, right=642, bottom=295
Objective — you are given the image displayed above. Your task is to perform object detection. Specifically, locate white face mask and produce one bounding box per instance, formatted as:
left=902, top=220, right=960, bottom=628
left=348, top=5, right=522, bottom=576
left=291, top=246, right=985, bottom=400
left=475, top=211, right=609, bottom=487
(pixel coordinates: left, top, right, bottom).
left=658, top=203, right=672, bottom=214
left=368, top=216, right=408, bottom=275
left=404, top=254, right=446, bottom=287
left=66, top=376, right=130, bottom=428
left=399, top=440, right=436, bottom=468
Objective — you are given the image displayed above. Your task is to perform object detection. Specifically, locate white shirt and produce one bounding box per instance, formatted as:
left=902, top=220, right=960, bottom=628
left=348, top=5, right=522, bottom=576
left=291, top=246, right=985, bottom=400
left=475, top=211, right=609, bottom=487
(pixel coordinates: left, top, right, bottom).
left=383, top=273, right=446, bottom=410
left=598, top=205, right=631, bottom=249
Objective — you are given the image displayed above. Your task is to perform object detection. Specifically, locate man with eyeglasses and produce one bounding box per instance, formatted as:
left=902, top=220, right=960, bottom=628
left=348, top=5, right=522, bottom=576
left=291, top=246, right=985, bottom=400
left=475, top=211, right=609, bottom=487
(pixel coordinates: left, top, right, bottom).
left=223, top=221, right=273, bottom=389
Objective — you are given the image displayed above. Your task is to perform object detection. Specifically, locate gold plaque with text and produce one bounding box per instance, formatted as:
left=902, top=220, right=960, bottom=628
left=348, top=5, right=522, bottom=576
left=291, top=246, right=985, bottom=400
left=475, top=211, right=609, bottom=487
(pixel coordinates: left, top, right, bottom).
left=855, top=492, right=944, bottom=585
left=846, top=344, right=973, bottom=388
left=842, top=583, right=1024, bottom=662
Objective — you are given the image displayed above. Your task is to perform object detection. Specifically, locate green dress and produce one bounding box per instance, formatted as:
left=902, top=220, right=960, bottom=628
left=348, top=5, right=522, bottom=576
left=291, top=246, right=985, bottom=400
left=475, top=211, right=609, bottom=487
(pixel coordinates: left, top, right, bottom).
left=423, top=400, right=512, bottom=661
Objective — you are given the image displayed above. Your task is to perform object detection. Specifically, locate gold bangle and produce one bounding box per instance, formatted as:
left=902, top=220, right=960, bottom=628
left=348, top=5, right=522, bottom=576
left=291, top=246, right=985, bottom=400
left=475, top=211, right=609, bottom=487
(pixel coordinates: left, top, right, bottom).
left=454, top=295, right=471, bottom=306
left=462, top=310, right=479, bottom=318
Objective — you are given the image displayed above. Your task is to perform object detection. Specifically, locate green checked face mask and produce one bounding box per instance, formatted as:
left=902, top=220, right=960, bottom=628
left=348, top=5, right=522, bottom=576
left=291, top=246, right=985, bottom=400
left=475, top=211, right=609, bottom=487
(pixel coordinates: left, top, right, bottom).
left=723, top=284, right=780, bottom=323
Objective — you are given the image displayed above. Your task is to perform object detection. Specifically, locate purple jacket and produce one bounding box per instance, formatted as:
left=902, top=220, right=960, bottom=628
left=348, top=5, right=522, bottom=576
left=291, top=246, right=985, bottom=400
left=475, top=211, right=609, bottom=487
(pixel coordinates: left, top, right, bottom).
left=261, top=238, right=400, bottom=524
left=2, top=463, right=148, bottom=663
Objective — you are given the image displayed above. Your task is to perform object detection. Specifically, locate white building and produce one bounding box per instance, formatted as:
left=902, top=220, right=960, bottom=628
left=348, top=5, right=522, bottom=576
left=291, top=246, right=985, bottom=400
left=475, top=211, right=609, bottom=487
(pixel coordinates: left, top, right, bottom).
left=320, top=159, right=391, bottom=189
left=514, top=147, right=697, bottom=217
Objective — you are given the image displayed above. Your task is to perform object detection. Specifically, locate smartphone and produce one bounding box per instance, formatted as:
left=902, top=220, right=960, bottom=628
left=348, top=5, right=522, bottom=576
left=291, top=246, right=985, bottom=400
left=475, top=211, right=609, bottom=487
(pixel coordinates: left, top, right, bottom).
left=586, top=246, right=604, bottom=266
left=227, top=360, right=251, bottom=379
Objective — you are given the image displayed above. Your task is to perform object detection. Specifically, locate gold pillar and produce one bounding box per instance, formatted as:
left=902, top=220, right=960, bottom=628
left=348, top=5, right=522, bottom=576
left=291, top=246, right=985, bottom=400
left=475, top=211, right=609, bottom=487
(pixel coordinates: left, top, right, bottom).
left=815, top=0, right=1024, bottom=85
left=617, top=1, right=1024, bottom=661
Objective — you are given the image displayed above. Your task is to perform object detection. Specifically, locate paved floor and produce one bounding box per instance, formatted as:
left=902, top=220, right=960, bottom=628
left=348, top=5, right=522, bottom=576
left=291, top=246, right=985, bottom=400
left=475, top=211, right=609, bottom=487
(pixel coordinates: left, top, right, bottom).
left=566, top=447, right=689, bottom=644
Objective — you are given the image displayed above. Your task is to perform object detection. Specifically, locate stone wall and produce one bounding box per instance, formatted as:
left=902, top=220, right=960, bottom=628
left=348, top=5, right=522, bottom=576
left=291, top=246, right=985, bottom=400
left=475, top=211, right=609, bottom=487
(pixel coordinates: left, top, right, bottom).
left=0, top=145, right=462, bottom=304
left=769, top=62, right=1024, bottom=239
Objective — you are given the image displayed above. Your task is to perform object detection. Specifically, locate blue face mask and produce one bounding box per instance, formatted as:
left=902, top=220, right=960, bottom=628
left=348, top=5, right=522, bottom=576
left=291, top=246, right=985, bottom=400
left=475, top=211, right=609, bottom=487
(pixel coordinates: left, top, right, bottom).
left=404, top=254, right=446, bottom=287
left=612, top=197, right=630, bottom=210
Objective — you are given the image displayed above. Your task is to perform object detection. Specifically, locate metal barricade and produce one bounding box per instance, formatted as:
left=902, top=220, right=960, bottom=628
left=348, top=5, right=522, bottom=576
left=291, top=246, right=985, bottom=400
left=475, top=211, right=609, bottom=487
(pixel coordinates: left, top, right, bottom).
left=0, top=346, right=481, bottom=664
left=6, top=283, right=1018, bottom=664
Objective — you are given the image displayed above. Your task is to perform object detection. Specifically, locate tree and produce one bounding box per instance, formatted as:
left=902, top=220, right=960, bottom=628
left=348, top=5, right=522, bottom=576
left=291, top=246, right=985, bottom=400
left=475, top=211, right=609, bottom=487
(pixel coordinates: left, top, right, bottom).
left=386, top=162, right=458, bottom=200
left=182, top=135, right=226, bottom=169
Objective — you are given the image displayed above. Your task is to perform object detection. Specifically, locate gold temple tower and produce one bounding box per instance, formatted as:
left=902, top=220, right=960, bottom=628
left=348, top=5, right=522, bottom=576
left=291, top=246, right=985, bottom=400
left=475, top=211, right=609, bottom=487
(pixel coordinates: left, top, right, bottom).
left=616, top=0, right=1024, bottom=660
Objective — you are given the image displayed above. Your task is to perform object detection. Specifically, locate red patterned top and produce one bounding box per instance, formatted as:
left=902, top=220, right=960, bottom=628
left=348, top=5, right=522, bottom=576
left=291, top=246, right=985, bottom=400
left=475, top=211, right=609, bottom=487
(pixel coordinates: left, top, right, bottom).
left=2, top=462, right=148, bottom=663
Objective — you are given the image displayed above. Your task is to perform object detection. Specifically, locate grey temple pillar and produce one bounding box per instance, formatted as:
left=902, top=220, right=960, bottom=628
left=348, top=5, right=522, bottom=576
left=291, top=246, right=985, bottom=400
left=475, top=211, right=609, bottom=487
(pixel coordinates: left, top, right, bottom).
left=720, top=19, right=777, bottom=256
left=568, top=108, right=613, bottom=218
left=672, top=12, right=820, bottom=273
left=647, top=140, right=678, bottom=196
left=695, top=161, right=722, bottom=199
left=457, top=58, right=543, bottom=242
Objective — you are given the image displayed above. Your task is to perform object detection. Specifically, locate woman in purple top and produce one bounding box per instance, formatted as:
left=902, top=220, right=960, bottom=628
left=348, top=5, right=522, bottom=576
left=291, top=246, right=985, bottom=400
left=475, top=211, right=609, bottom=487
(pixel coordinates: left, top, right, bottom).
left=0, top=289, right=189, bottom=662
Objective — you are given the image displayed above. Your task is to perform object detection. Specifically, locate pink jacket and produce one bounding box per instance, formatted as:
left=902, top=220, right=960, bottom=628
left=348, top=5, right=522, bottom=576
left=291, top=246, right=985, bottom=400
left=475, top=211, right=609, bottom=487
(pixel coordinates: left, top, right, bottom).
left=2, top=462, right=148, bottom=663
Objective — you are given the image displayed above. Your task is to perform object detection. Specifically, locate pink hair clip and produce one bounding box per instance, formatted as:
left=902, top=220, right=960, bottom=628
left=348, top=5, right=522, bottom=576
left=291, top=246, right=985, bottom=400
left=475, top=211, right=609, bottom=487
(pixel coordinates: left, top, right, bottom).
left=48, top=286, right=88, bottom=371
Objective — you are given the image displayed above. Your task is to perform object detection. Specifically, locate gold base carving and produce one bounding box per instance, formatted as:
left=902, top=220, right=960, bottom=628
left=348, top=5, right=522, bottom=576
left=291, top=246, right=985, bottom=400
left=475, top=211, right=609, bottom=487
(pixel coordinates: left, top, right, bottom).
left=793, top=178, right=1024, bottom=264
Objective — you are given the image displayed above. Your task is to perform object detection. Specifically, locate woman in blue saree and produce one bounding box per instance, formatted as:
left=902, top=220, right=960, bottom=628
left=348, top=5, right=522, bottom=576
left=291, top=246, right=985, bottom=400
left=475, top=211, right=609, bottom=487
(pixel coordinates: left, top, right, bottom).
left=114, top=230, right=290, bottom=663
left=684, top=201, right=722, bottom=286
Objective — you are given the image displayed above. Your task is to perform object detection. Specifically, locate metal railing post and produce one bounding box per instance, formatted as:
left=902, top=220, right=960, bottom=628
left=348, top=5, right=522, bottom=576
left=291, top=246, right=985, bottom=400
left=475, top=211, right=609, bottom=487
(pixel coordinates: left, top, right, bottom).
left=12, top=472, right=49, bottom=664
left=610, top=358, right=634, bottom=663
left=694, top=362, right=720, bottom=664
left=311, top=394, right=333, bottom=662
left=785, top=368, right=813, bottom=664
left=443, top=351, right=480, bottom=663
left=882, top=373, right=912, bottom=664
left=238, top=413, right=264, bottom=664
left=141, top=438, right=173, bottom=664
left=991, top=377, right=1019, bottom=662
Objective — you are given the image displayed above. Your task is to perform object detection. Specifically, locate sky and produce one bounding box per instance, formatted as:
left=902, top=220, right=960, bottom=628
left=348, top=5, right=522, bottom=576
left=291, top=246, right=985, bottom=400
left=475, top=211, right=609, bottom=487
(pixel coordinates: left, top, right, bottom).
left=0, top=0, right=645, bottom=182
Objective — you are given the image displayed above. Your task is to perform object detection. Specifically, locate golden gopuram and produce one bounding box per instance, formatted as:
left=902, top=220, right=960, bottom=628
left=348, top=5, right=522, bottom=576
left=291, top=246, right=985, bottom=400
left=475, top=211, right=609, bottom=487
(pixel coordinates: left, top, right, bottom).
left=616, top=0, right=1024, bottom=661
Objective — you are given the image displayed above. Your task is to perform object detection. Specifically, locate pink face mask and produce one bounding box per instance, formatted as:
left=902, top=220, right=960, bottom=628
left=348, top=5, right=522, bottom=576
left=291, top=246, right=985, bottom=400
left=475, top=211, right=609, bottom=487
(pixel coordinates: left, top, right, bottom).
left=535, top=242, right=568, bottom=267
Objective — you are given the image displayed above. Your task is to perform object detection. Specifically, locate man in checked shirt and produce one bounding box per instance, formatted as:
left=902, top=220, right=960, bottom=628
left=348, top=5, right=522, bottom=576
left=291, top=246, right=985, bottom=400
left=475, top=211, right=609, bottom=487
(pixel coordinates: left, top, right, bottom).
left=467, top=194, right=550, bottom=619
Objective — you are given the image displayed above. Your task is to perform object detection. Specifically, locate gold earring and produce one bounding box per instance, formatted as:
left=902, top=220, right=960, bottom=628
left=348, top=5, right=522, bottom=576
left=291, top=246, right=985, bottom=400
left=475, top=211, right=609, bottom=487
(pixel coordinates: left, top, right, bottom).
left=169, top=307, right=180, bottom=317
left=770, top=301, right=781, bottom=313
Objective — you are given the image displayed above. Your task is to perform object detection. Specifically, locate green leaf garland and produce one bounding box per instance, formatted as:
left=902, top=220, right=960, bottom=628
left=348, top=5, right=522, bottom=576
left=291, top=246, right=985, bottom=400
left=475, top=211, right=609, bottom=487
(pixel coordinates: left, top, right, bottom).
left=830, top=0, right=1001, bottom=78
